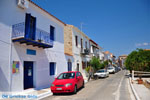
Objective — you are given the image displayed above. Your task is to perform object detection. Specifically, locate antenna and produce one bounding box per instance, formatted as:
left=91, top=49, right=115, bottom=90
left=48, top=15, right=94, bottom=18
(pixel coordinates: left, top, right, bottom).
left=80, top=22, right=84, bottom=32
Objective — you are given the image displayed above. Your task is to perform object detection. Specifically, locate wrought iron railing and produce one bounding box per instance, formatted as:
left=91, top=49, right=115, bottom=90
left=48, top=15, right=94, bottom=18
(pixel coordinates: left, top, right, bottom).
left=12, top=22, right=53, bottom=45
left=12, top=22, right=25, bottom=39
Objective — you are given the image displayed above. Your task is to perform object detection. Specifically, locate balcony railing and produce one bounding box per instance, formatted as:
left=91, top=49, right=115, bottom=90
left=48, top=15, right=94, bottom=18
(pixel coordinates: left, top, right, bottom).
left=81, top=48, right=90, bottom=55
left=12, top=22, right=53, bottom=48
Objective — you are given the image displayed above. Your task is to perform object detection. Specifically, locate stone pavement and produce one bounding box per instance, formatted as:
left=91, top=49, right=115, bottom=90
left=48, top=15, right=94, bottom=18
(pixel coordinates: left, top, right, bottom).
left=131, top=78, right=150, bottom=100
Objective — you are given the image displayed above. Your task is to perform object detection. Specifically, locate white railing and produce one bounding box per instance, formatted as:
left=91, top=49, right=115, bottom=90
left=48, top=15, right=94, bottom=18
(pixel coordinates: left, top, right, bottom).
left=132, top=70, right=150, bottom=80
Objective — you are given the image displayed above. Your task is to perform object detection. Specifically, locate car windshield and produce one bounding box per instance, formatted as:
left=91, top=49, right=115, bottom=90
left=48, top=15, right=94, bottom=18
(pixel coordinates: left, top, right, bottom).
left=57, top=72, right=75, bottom=79
left=108, top=67, right=113, bottom=69
left=97, top=70, right=105, bottom=73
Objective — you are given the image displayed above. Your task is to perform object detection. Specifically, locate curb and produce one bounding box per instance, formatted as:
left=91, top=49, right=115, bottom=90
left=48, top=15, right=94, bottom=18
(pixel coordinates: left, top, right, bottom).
left=38, top=91, right=52, bottom=100
left=129, top=77, right=141, bottom=100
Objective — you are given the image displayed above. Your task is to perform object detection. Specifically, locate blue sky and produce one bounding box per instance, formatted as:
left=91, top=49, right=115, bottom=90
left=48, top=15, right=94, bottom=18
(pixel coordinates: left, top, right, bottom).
left=32, top=0, right=150, bottom=57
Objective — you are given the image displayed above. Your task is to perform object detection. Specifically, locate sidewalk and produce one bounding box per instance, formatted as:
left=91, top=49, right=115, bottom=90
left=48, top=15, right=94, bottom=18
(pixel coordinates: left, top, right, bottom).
left=0, top=80, right=88, bottom=100
left=130, top=77, right=150, bottom=100
left=0, top=88, right=52, bottom=100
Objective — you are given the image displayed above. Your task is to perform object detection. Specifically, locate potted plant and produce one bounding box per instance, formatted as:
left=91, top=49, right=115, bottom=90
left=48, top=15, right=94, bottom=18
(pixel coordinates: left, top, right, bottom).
left=137, top=75, right=143, bottom=84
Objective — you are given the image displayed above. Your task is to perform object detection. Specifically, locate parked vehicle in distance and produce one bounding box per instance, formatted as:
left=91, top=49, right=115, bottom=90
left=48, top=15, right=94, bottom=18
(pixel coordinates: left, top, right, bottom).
left=107, top=66, right=115, bottom=74
left=51, top=71, right=84, bottom=94
left=115, top=66, right=121, bottom=72
left=94, top=69, right=109, bottom=78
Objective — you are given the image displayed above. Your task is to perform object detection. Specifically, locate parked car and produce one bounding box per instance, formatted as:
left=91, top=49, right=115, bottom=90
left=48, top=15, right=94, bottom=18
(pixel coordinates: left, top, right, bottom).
left=107, top=67, right=115, bottom=74
left=51, top=71, right=84, bottom=94
left=94, top=69, right=109, bottom=78
left=115, top=66, right=121, bottom=72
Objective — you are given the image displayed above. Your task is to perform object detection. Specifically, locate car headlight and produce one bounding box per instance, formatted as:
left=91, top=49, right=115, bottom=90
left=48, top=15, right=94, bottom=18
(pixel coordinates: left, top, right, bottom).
left=65, top=83, right=72, bottom=87
left=51, top=84, right=54, bottom=87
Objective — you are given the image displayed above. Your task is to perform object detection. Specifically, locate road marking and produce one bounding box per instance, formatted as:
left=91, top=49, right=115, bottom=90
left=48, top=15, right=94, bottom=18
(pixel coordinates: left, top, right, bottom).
left=115, top=71, right=125, bottom=100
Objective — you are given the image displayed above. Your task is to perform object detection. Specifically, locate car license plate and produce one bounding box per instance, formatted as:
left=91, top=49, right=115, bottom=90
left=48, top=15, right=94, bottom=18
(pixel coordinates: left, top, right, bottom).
left=56, top=88, right=62, bottom=90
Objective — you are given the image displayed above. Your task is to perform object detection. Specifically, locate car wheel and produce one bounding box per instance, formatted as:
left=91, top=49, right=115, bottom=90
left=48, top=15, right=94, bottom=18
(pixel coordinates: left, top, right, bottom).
left=74, top=85, right=77, bottom=94
left=53, top=93, right=57, bottom=95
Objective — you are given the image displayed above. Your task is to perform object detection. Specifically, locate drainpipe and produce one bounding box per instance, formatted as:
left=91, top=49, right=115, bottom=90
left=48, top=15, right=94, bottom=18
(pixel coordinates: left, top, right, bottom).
left=9, top=27, right=13, bottom=92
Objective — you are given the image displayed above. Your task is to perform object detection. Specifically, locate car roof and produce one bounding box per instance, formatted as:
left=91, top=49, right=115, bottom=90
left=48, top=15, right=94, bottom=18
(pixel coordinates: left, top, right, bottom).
left=61, top=71, right=79, bottom=73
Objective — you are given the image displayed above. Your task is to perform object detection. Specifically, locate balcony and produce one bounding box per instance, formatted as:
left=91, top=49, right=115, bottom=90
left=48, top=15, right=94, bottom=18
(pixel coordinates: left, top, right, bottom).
left=12, top=22, right=53, bottom=48
left=81, top=48, right=90, bottom=55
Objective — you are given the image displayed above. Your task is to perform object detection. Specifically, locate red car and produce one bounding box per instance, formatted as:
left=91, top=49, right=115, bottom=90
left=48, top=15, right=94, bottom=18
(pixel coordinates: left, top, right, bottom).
left=51, top=71, right=84, bottom=94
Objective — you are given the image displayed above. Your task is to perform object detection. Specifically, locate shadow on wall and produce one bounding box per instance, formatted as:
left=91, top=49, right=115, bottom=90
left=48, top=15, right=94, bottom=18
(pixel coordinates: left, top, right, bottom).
left=13, top=43, right=56, bottom=91
left=0, top=66, right=10, bottom=92
left=34, top=75, right=55, bottom=90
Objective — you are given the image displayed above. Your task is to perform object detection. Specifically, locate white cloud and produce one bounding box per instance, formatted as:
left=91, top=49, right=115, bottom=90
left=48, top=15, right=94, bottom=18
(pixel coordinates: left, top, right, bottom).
left=136, top=42, right=150, bottom=47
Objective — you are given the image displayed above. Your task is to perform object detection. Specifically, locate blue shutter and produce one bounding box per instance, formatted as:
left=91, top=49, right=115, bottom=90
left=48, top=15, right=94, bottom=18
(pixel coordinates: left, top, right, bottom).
left=50, top=26, right=54, bottom=41
left=68, top=62, right=72, bottom=71
left=25, top=13, right=31, bottom=39
left=33, top=17, right=36, bottom=40
left=50, top=62, right=55, bottom=75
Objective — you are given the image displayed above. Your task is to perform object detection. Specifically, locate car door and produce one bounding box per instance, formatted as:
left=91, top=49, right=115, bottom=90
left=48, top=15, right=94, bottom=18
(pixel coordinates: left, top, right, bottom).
left=76, top=72, right=81, bottom=88
left=79, top=72, right=84, bottom=87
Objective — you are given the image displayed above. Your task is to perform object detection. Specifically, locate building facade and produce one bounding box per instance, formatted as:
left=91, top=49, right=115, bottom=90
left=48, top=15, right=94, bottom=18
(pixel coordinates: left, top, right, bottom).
left=0, top=0, right=67, bottom=92
left=64, top=25, right=91, bottom=79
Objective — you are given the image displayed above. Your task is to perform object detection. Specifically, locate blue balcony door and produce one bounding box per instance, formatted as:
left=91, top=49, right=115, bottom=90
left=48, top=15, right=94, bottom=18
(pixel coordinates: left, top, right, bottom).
left=25, top=13, right=36, bottom=40
left=24, top=61, right=34, bottom=90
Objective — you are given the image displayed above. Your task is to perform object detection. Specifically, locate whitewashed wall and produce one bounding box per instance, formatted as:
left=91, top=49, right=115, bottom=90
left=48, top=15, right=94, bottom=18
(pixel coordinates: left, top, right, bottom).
left=0, top=0, right=67, bottom=91
left=72, top=27, right=90, bottom=79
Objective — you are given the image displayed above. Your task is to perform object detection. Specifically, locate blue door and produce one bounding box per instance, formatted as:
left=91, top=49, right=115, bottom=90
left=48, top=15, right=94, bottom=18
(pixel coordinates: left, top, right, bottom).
left=24, top=61, right=33, bottom=89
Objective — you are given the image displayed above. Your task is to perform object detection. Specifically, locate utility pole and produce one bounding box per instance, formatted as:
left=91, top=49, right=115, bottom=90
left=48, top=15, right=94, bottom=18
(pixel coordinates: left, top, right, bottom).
left=80, top=22, right=84, bottom=32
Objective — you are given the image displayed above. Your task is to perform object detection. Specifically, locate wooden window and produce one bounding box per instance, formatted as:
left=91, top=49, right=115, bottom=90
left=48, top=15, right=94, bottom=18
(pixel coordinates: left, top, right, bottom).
left=75, top=36, right=78, bottom=47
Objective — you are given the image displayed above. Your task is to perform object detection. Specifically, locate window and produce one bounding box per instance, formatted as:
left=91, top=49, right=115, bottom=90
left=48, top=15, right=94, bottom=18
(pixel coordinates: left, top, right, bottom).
left=25, top=13, right=36, bottom=40
left=75, top=36, right=78, bottom=47
left=49, top=62, right=56, bottom=75
left=68, top=62, right=72, bottom=71
left=57, top=72, right=75, bottom=79
left=81, top=38, right=83, bottom=49
left=50, top=26, right=55, bottom=41
left=85, top=41, right=87, bottom=49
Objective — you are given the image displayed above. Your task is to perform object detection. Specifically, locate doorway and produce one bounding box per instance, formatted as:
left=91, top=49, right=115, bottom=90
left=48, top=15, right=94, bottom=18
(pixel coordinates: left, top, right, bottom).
left=24, top=61, right=34, bottom=90
left=77, top=63, right=79, bottom=71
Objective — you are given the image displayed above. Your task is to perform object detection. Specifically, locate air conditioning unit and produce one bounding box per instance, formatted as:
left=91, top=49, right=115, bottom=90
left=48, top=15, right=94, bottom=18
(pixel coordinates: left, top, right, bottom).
left=18, top=0, right=29, bottom=9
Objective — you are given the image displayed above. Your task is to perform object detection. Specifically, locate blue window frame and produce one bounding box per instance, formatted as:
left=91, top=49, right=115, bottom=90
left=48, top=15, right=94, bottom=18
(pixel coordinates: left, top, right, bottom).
left=26, top=49, right=36, bottom=55
left=25, top=13, right=36, bottom=40
left=50, top=62, right=56, bottom=76
left=68, top=62, right=72, bottom=71
left=50, top=26, right=55, bottom=41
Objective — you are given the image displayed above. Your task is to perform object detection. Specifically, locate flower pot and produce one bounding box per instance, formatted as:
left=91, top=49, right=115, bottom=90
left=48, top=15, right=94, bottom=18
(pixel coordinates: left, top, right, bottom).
left=138, top=79, right=143, bottom=84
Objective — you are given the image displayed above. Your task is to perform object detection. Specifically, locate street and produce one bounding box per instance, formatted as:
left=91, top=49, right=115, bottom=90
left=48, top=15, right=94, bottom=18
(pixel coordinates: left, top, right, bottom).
left=41, top=70, right=133, bottom=100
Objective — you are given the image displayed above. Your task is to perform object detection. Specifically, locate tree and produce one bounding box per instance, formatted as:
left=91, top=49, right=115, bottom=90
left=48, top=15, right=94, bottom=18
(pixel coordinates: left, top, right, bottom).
left=90, top=56, right=101, bottom=72
left=125, top=49, right=150, bottom=72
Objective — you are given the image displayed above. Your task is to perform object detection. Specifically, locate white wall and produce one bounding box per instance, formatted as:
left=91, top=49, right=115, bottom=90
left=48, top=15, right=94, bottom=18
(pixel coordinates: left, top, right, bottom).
left=0, top=0, right=67, bottom=91
left=72, top=27, right=90, bottom=79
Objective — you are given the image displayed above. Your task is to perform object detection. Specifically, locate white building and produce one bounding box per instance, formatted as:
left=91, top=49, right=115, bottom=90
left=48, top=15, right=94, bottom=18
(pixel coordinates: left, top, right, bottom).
left=0, top=0, right=67, bottom=92
left=64, top=25, right=91, bottom=80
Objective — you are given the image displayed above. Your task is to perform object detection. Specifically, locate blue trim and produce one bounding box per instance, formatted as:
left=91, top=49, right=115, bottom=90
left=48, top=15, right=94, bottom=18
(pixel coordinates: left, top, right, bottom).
left=50, top=62, right=56, bottom=75
left=33, top=16, right=36, bottom=40
left=50, top=26, right=55, bottom=41
left=25, top=13, right=31, bottom=39
left=12, top=38, right=53, bottom=48
left=27, top=49, right=36, bottom=55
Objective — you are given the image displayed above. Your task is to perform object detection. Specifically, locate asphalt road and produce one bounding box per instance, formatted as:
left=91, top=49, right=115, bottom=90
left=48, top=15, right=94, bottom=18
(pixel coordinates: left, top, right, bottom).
left=41, top=70, right=133, bottom=100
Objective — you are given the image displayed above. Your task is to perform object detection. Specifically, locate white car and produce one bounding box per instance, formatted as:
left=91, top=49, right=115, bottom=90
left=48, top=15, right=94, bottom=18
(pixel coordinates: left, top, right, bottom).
left=107, top=67, right=115, bottom=74
left=94, top=69, right=109, bottom=78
